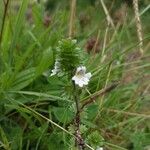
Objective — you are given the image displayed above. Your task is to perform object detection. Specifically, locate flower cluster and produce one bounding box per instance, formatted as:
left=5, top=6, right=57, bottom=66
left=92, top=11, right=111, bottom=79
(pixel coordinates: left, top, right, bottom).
left=50, top=39, right=92, bottom=87
left=50, top=60, right=61, bottom=76
left=56, top=39, right=81, bottom=72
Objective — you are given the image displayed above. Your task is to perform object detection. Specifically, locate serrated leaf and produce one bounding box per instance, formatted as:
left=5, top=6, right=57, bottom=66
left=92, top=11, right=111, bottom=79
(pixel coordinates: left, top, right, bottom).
left=87, top=131, right=104, bottom=148
left=53, top=107, right=74, bottom=124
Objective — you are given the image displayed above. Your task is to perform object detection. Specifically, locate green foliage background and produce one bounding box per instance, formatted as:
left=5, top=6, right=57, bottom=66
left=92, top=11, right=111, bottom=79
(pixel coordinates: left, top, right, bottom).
left=0, top=0, right=150, bottom=150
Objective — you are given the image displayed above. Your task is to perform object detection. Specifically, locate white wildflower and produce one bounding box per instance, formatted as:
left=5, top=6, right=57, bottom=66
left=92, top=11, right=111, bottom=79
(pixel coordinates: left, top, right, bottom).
left=50, top=60, right=61, bottom=76
left=72, top=66, right=92, bottom=87
left=72, top=39, right=77, bottom=44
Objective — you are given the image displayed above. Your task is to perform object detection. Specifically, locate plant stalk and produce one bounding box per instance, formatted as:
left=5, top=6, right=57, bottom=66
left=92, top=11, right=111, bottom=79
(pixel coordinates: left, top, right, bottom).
left=72, top=81, right=85, bottom=150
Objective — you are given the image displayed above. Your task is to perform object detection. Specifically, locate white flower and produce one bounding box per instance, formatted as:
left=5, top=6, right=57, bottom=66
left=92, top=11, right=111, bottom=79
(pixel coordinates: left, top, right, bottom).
left=72, top=66, right=92, bottom=87
left=96, top=147, right=103, bottom=150
left=72, top=39, right=77, bottom=44
left=50, top=60, right=61, bottom=76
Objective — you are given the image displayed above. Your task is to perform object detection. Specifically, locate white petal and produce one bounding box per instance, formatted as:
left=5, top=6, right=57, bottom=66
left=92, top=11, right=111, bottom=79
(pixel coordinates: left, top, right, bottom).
left=50, top=60, right=61, bottom=76
left=81, top=77, right=89, bottom=85
left=85, top=72, right=92, bottom=79
left=72, top=76, right=77, bottom=81
left=50, top=72, right=56, bottom=76
left=78, top=77, right=88, bottom=87
left=78, top=80, right=84, bottom=87
left=54, top=61, right=60, bottom=68
left=81, top=66, right=86, bottom=72
left=75, top=78, right=81, bottom=85
left=83, top=81, right=88, bottom=85
left=76, top=66, right=82, bottom=72
left=76, top=66, right=86, bottom=74
left=72, top=76, right=80, bottom=85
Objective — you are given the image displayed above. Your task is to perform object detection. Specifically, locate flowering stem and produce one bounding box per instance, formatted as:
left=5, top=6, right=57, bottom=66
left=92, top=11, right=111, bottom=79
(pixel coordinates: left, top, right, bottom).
left=72, top=81, right=85, bottom=150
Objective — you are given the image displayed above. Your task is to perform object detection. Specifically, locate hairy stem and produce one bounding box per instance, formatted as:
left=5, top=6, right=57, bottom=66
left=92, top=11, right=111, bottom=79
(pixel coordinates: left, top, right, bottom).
left=73, top=81, right=85, bottom=150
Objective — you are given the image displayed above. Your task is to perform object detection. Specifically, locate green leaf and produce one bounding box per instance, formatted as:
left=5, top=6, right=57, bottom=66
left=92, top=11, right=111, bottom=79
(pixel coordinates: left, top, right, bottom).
left=32, top=4, right=44, bottom=30
left=86, top=104, right=99, bottom=120
left=47, top=132, right=68, bottom=150
left=9, top=0, right=29, bottom=65
left=87, top=131, right=104, bottom=148
left=36, top=47, right=53, bottom=76
left=9, top=90, right=71, bottom=102
left=130, top=132, right=150, bottom=150
left=8, top=127, right=23, bottom=150
left=0, top=127, right=11, bottom=150
left=53, top=107, right=74, bottom=124
left=0, top=0, right=4, bottom=28
left=1, top=21, right=11, bottom=65
left=12, top=67, right=36, bottom=90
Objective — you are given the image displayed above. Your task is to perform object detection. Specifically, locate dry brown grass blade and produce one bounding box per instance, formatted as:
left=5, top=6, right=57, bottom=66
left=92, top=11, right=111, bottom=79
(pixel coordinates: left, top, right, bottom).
left=104, top=108, right=150, bottom=119
left=99, top=0, right=115, bottom=28
left=69, top=0, right=76, bottom=38
left=81, top=82, right=119, bottom=110
left=133, top=0, right=144, bottom=55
